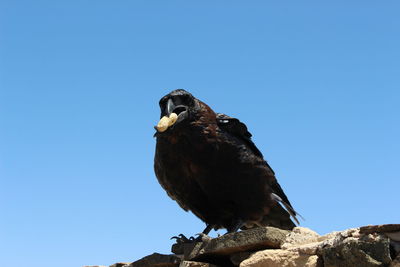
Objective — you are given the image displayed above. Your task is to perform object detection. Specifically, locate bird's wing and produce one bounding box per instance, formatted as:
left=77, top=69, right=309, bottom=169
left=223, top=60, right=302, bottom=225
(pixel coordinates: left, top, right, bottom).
left=216, top=113, right=300, bottom=224
left=216, top=113, right=263, bottom=156
left=216, top=113, right=275, bottom=174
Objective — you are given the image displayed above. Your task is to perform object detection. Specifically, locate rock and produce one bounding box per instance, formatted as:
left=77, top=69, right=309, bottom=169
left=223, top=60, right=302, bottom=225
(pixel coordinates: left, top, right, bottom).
left=283, top=228, right=360, bottom=256
left=186, top=227, right=289, bottom=261
left=387, top=232, right=400, bottom=242
left=360, top=224, right=400, bottom=234
left=230, top=252, right=252, bottom=266
left=110, top=263, right=130, bottom=267
left=127, top=253, right=181, bottom=267
left=179, top=227, right=289, bottom=266
left=284, top=241, right=323, bottom=255
left=179, top=260, right=219, bottom=267
left=99, top=224, right=400, bottom=267
left=391, top=240, right=400, bottom=257
left=314, top=228, right=360, bottom=253
left=172, top=242, right=185, bottom=255
left=282, top=227, right=320, bottom=248
left=390, top=254, right=400, bottom=267
left=239, top=250, right=321, bottom=267
left=184, top=242, right=207, bottom=261
left=322, top=234, right=391, bottom=267
left=281, top=227, right=321, bottom=254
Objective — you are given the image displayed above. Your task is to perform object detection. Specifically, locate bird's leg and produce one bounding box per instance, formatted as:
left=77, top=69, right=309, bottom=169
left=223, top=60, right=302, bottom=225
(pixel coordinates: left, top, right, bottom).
left=226, top=219, right=245, bottom=234
left=202, top=224, right=213, bottom=235
left=194, top=224, right=213, bottom=242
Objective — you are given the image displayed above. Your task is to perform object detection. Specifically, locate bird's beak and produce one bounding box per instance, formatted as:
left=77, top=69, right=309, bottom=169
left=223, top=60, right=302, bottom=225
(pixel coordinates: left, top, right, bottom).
left=155, top=97, right=190, bottom=134
left=164, top=98, right=189, bottom=121
left=166, top=98, right=175, bottom=116
left=155, top=96, right=192, bottom=134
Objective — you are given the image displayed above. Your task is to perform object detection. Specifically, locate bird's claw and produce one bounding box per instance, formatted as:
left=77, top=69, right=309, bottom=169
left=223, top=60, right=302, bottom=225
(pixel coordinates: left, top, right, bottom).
left=170, top=234, right=191, bottom=244
left=170, top=233, right=211, bottom=244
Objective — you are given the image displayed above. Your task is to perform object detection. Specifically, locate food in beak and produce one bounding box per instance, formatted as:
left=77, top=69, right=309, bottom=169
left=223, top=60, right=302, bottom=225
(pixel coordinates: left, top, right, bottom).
left=156, top=112, right=178, bottom=132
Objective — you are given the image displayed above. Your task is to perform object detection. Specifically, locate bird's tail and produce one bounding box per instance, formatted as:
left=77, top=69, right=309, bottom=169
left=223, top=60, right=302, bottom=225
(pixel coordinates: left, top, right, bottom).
left=258, top=203, right=297, bottom=230
left=242, top=194, right=302, bottom=231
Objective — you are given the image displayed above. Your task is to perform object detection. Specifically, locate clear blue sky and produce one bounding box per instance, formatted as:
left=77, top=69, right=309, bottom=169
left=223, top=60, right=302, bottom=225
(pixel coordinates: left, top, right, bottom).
left=1, top=1, right=399, bottom=267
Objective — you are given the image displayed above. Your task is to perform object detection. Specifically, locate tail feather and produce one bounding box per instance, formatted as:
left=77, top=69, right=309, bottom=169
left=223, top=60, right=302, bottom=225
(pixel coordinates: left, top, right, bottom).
left=242, top=193, right=303, bottom=231
left=271, top=193, right=302, bottom=225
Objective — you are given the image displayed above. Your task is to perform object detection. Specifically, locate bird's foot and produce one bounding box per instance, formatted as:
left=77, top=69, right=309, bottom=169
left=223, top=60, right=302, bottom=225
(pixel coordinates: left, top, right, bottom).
left=171, top=233, right=211, bottom=244
left=171, top=234, right=192, bottom=244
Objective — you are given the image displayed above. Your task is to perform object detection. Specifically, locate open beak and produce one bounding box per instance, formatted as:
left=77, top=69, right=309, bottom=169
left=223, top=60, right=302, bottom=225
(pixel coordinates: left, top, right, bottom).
left=164, top=99, right=189, bottom=120
left=155, top=98, right=189, bottom=133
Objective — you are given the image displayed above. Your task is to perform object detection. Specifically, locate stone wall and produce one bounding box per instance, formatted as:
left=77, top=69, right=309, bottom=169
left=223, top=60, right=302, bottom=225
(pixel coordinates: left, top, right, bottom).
left=84, top=224, right=400, bottom=267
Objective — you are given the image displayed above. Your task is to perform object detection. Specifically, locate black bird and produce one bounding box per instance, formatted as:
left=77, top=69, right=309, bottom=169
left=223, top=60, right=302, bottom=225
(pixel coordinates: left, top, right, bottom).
left=154, top=89, right=299, bottom=236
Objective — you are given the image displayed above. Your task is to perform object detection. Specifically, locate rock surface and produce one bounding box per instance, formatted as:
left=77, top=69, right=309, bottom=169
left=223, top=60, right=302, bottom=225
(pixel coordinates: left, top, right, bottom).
left=127, top=253, right=180, bottom=267
left=240, top=250, right=321, bottom=267
left=186, top=227, right=289, bottom=261
left=179, top=261, right=218, bottom=267
left=322, top=234, right=391, bottom=267
left=85, top=224, right=400, bottom=267
left=391, top=254, right=400, bottom=267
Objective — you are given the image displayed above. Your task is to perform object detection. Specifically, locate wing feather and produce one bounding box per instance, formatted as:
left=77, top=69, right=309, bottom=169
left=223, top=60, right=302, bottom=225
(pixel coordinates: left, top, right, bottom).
left=216, top=113, right=275, bottom=175
left=216, top=113, right=300, bottom=224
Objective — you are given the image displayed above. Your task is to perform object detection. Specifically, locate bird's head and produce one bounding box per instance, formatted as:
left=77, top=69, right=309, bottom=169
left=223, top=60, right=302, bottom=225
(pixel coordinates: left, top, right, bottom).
left=155, top=89, right=200, bottom=133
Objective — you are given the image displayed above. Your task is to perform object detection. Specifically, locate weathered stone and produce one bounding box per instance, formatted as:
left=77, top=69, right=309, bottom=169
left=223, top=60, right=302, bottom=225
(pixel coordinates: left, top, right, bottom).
left=110, top=263, right=130, bottom=267
left=185, top=227, right=289, bottom=261
left=230, top=252, right=252, bottom=266
left=315, top=228, right=360, bottom=252
left=284, top=241, right=322, bottom=255
left=179, top=260, right=219, bottom=267
left=185, top=242, right=207, bottom=261
left=390, top=254, right=400, bottom=267
left=239, top=250, right=321, bottom=267
left=100, top=224, right=400, bottom=267
left=128, top=253, right=181, bottom=267
left=172, top=243, right=185, bottom=255
left=283, top=228, right=364, bottom=256
left=360, top=224, right=400, bottom=234
left=322, top=234, right=391, bottom=267
left=391, top=240, right=400, bottom=257
left=387, top=232, right=400, bottom=242
left=281, top=227, right=320, bottom=251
